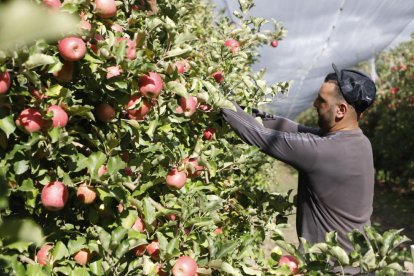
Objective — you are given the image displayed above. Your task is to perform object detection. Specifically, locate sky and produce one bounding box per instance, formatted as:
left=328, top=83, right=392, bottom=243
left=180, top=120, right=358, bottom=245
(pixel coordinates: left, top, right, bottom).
left=212, top=0, right=414, bottom=118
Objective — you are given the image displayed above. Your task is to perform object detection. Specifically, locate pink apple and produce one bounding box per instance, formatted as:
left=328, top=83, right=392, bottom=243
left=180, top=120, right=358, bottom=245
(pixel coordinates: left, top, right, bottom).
left=98, top=165, right=107, bottom=177
left=106, top=65, right=123, bottom=79
left=133, top=244, right=147, bottom=256
left=166, top=168, right=187, bottom=189
left=213, top=228, right=223, bottom=234
left=175, top=96, right=198, bottom=117
left=96, top=103, right=116, bottom=123
left=0, top=71, right=11, bottom=94
left=183, top=157, right=203, bottom=178
left=147, top=241, right=160, bottom=260
left=271, top=40, right=279, bottom=48
left=174, top=60, right=190, bottom=74
left=224, top=39, right=240, bottom=53
left=43, top=0, right=61, bottom=10
left=212, top=71, right=224, bottom=84
left=16, top=108, right=44, bottom=133
left=47, top=105, right=69, bottom=127
left=278, top=255, right=299, bottom=274
left=31, top=89, right=48, bottom=100
left=36, top=244, right=53, bottom=266
left=53, top=61, right=74, bottom=82
left=95, top=0, right=117, bottom=18
left=58, top=37, right=86, bottom=61
left=124, top=167, right=133, bottom=176
left=390, top=87, right=400, bottom=94
left=116, top=37, right=136, bottom=60
left=203, top=127, right=215, bottom=141
left=77, top=184, right=97, bottom=204
left=74, top=248, right=90, bottom=266
left=172, top=256, right=198, bottom=276
left=41, top=181, right=69, bottom=211
left=111, top=23, right=123, bottom=32
left=198, top=104, right=212, bottom=112
left=126, top=94, right=153, bottom=120
left=132, top=217, right=146, bottom=232
left=139, top=72, right=164, bottom=98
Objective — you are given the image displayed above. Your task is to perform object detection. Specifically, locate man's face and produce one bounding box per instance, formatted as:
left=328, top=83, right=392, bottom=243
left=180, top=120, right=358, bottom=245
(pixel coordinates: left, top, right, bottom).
left=313, top=82, right=339, bottom=132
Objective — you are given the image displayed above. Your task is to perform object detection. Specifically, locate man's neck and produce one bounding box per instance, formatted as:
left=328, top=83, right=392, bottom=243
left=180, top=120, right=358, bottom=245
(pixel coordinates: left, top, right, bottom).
left=329, top=122, right=360, bottom=133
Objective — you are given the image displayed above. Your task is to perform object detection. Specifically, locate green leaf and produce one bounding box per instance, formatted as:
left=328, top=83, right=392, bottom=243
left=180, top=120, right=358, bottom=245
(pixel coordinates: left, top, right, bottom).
left=87, top=151, right=106, bottom=178
left=5, top=241, right=32, bottom=253
left=143, top=197, right=156, bottom=225
left=70, top=267, right=90, bottom=276
left=24, top=53, right=55, bottom=69
left=166, top=237, right=179, bottom=255
left=106, top=155, right=126, bottom=175
left=89, top=260, right=104, bottom=275
left=115, top=39, right=126, bottom=64
left=19, top=178, right=35, bottom=191
left=46, top=84, right=63, bottom=97
left=216, top=241, right=238, bottom=259
left=115, top=239, right=131, bottom=258
left=67, top=236, right=87, bottom=255
left=51, top=241, right=69, bottom=261
left=165, top=45, right=192, bottom=58
left=166, top=81, right=188, bottom=98
left=0, top=115, right=16, bottom=137
left=96, top=227, right=111, bottom=251
left=330, top=246, right=349, bottom=265
left=48, top=126, right=61, bottom=143
left=146, top=118, right=159, bottom=139
left=26, top=264, right=48, bottom=276
left=110, top=226, right=128, bottom=247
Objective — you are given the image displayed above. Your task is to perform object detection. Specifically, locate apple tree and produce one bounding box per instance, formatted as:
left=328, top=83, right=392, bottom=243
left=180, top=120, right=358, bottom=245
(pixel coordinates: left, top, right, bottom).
left=0, top=0, right=296, bottom=275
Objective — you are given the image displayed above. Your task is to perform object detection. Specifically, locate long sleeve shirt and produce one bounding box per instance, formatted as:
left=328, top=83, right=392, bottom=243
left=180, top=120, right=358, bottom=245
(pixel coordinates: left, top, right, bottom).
left=222, top=104, right=374, bottom=252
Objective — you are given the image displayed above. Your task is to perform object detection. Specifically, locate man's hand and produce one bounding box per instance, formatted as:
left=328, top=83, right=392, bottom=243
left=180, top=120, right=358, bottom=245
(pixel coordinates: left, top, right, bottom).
left=239, top=106, right=274, bottom=119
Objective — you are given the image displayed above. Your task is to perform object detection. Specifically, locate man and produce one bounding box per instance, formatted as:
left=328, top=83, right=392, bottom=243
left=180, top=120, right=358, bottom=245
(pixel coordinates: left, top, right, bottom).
left=221, top=63, right=376, bottom=256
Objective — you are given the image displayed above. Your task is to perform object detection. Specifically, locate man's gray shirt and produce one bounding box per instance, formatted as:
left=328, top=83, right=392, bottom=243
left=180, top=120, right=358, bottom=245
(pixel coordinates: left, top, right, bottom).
left=222, top=104, right=374, bottom=252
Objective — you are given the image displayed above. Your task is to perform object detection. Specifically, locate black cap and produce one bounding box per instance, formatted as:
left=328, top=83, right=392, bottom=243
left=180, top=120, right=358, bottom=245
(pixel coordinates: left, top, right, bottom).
left=332, top=63, right=376, bottom=113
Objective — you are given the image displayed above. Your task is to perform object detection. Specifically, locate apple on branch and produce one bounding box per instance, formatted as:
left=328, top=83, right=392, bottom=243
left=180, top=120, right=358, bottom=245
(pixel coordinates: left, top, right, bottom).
left=41, top=181, right=69, bottom=211
left=172, top=256, right=198, bottom=276
left=96, top=103, right=116, bottom=123
left=16, top=108, right=44, bottom=133
left=175, top=96, right=198, bottom=117
left=139, top=72, right=164, bottom=98
left=224, top=38, right=240, bottom=53
left=36, top=244, right=53, bottom=266
left=47, top=105, right=69, bottom=128
left=58, top=37, right=86, bottom=61
left=95, top=0, right=117, bottom=18
left=166, top=168, right=187, bottom=189
left=0, top=71, right=11, bottom=94
left=77, top=184, right=97, bottom=204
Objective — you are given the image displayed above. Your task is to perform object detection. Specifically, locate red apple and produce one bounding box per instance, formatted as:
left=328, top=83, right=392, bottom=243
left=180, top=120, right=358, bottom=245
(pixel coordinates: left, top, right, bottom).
left=166, top=168, right=187, bottom=189
left=167, top=214, right=177, bottom=221
left=174, top=60, right=190, bottom=74
left=79, top=12, right=91, bottom=32
left=124, top=167, right=133, bottom=176
left=106, top=65, right=123, bottom=79
left=43, top=0, right=61, bottom=9
left=147, top=241, right=160, bottom=260
left=175, top=96, right=198, bottom=117
left=390, top=87, right=399, bottom=94
left=126, top=94, right=153, bottom=120
left=16, top=108, right=44, bottom=133
left=36, top=244, right=53, bottom=266
left=139, top=72, right=164, bottom=98
left=203, top=127, right=215, bottom=141
left=47, top=105, right=69, bottom=127
left=212, top=71, right=224, bottom=84
left=213, top=227, right=223, bottom=234
left=271, top=40, right=279, bottom=48
left=96, top=103, right=116, bottom=123
left=116, top=37, right=136, bottom=60
left=278, top=255, right=299, bottom=274
left=224, top=39, right=240, bottom=53
left=132, top=217, right=146, bottom=232
left=198, top=104, right=212, bottom=112
left=74, top=248, right=90, bottom=266
left=183, top=157, right=203, bottom=178
left=53, top=61, right=74, bottom=82
left=172, top=256, right=198, bottom=276
left=98, top=165, right=107, bottom=177
left=31, top=89, right=48, bottom=100
left=95, top=0, right=117, bottom=18
left=111, top=23, right=123, bottom=32
left=41, top=181, right=69, bottom=211
left=0, top=71, right=11, bottom=94
left=58, top=37, right=86, bottom=61
left=77, top=184, right=96, bottom=204
left=133, top=244, right=147, bottom=256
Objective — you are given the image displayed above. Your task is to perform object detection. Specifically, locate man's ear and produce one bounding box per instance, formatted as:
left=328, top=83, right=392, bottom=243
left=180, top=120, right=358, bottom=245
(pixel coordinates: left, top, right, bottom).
left=336, top=102, right=348, bottom=118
